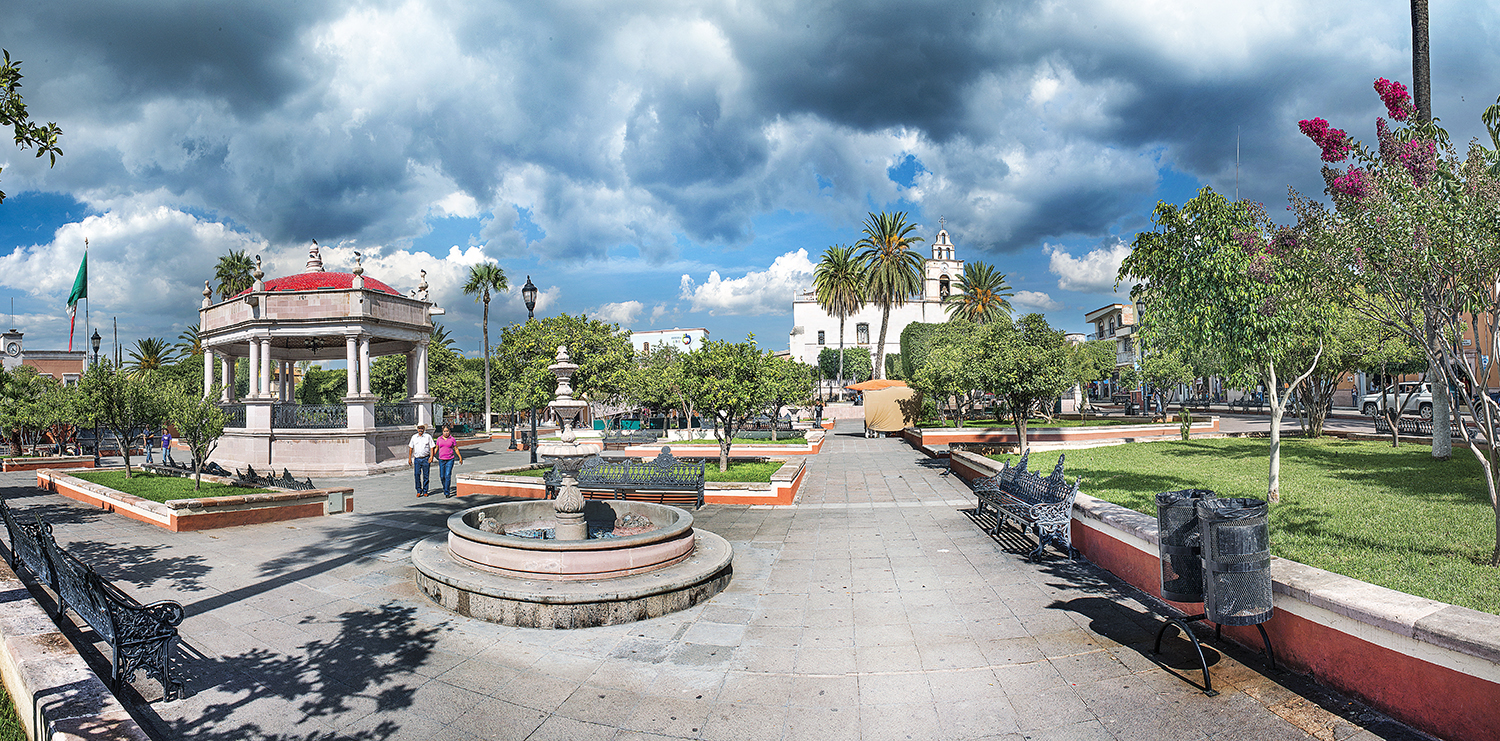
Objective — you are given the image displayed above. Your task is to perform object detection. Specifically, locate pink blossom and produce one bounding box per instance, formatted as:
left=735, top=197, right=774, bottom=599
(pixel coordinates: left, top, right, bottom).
left=1331, top=167, right=1372, bottom=200
left=1298, top=117, right=1351, bottom=162
left=1397, top=139, right=1436, bottom=187
left=1374, top=78, right=1414, bottom=121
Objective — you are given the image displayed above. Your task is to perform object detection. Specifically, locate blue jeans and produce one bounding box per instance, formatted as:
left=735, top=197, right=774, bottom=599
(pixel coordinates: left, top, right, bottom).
left=413, top=456, right=430, bottom=493
left=438, top=458, right=456, bottom=497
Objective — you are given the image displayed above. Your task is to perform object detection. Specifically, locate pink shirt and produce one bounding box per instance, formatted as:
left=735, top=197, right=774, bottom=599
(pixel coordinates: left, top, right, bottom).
left=435, top=436, right=459, bottom=461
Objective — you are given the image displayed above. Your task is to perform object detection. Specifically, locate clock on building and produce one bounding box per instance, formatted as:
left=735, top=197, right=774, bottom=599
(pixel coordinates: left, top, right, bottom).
left=5, top=343, right=18, bottom=357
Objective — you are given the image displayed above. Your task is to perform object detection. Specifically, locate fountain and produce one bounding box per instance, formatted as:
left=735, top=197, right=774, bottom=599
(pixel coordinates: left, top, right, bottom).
left=412, top=346, right=733, bottom=628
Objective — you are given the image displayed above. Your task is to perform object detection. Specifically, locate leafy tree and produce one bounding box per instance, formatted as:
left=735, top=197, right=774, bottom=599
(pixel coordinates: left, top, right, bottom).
left=297, top=366, right=347, bottom=405
left=40, top=379, right=82, bottom=455
left=1073, top=340, right=1117, bottom=413
left=80, top=360, right=164, bottom=477
left=0, top=366, right=53, bottom=455
left=856, top=211, right=925, bottom=379
left=943, top=261, right=1013, bottom=324
left=812, top=244, right=866, bottom=397
left=164, top=383, right=226, bottom=489
left=0, top=50, right=62, bottom=204
left=898, top=322, right=943, bottom=381
left=496, top=313, right=634, bottom=420
left=760, top=356, right=813, bottom=441
left=127, top=337, right=178, bottom=379
left=911, top=325, right=985, bottom=427
left=681, top=338, right=768, bottom=471
left=429, top=322, right=457, bottom=353
left=1122, top=187, right=1330, bottom=502
left=1138, top=346, right=1194, bottom=416
left=370, top=355, right=407, bottom=402
left=462, top=263, right=509, bottom=432
left=628, top=344, right=692, bottom=424
left=979, top=314, right=1084, bottom=454
left=174, top=324, right=203, bottom=358
left=816, top=347, right=871, bottom=387
left=214, top=250, right=255, bottom=301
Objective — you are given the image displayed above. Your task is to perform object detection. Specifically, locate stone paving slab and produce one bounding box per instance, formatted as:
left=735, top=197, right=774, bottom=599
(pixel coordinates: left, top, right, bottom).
left=0, top=425, right=1432, bottom=740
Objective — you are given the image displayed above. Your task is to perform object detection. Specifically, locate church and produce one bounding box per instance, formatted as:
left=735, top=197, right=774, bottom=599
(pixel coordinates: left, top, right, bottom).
left=789, top=227, right=964, bottom=380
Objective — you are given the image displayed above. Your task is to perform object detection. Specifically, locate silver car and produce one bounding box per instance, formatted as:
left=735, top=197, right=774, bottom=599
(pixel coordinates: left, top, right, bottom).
left=1360, top=382, right=1433, bottom=419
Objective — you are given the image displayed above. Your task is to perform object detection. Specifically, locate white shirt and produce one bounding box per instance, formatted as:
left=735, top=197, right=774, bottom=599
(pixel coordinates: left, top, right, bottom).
left=408, top=432, right=434, bottom=458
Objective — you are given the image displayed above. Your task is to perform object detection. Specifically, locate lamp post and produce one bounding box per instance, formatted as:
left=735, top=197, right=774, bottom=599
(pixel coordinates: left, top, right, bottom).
left=90, top=329, right=102, bottom=466
left=523, top=276, right=538, bottom=464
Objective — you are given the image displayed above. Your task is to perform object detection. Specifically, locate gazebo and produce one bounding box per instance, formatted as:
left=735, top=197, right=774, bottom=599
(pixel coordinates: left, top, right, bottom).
left=199, top=244, right=441, bottom=477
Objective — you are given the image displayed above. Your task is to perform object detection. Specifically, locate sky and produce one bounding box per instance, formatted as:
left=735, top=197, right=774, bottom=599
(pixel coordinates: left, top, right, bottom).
left=3, top=0, right=1500, bottom=361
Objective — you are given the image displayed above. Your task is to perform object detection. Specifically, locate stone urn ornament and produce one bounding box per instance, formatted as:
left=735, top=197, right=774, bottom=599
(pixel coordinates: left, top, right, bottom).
left=535, top=346, right=602, bottom=540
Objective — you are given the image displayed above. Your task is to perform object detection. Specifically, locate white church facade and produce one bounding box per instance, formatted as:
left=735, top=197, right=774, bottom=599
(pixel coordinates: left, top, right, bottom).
left=789, top=228, right=964, bottom=375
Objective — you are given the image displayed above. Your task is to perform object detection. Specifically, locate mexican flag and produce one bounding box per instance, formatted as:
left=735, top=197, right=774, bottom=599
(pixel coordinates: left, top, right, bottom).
left=66, top=250, right=86, bottom=351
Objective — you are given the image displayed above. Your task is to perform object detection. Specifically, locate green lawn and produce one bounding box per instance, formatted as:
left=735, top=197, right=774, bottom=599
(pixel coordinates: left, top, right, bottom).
left=508, top=460, right=783, bottom=483
left=671, top=436, right=808, bottom=445
left=71, top=470, right=272, bottom=503
left=987, top=438, right=1500, bottom=614
left=918, top=418, right=1137, bottom=429
left=0, top=683, right=21, bottom=741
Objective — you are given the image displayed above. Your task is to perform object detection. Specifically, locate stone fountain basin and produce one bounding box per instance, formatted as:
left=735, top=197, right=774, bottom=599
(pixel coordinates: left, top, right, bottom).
left=446, top=500, right=696, bottom=580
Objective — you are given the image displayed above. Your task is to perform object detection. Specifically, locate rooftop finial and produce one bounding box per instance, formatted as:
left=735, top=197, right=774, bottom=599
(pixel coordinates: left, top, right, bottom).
left=418, top=270, right=429, bottom=301
left=306, top=239, right=324, bottom=272
left=202, top=279, right=213, bottom=308
left=252, top=255, right=265, bottom=292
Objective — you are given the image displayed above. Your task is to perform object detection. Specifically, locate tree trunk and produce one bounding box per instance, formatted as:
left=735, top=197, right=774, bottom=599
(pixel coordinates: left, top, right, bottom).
left=1012, top=402, right=1029, bottom=455
left=837, top=317, right=845, bottom=401
left=483, top=296, right=492, bottom=434
left=874, top=306, right=892, bottom=380
left=1412, top=0, right=1431, bottom=122
left=717, top=416, right=730, bottom=473
left=1267, top=363, right=1284, bottom=503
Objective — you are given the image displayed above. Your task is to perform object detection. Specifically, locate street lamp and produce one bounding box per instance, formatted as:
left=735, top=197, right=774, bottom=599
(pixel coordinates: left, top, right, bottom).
left=90, top=329, right=102, bottom=465
left=523, top=276, right=539, bottom=463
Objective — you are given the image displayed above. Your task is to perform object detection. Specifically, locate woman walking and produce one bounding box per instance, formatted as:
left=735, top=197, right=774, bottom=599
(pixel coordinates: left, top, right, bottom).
left=435, top=425, right=463, bottom=498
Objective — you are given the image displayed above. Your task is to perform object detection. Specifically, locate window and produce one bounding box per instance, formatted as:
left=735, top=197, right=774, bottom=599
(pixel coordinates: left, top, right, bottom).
left=939, top=275, right=950, bottom=299
left=856, top=323, right=869, bottom=344
left=817, top=331, right=825, bottom=345
left=642, top=342, right=650, bottom=352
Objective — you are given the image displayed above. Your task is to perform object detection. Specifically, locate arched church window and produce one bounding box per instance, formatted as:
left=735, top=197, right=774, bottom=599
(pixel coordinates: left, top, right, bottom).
left=939, top=275, right=950, bottom=299
left=817, top=331, right=825, bottom=345
left=856, top=323, right=869, bottom=344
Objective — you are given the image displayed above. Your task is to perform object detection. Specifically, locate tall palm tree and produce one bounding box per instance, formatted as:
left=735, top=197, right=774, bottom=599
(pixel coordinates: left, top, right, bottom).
left=855, top=211, right=925, bottom=379
left=214, top=250, right=255, bottom=301
left=462, top=263, right=509, bottom=434
left=812, top=244, right=865, bottom=400
left=174, top=324, right=203, bottom=357
left=127, top=338, right=177, bottom=378
left=943, top=261, right=1014, bottom=324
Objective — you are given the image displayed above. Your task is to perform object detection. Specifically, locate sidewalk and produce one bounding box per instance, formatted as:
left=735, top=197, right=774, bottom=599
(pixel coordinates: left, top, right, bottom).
left=0, top=424, right=1423, bottom=740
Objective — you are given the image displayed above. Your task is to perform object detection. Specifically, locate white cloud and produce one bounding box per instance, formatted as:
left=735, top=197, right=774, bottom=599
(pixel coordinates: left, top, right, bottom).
left=1011, top=290, right=1062, bottom=312
left=1047, top=241, right=1132, bottom=293
left=678, top=249, right=814, bottom=316
left=649, top=303, right=669, bottom=324
left=591, top=300, right=644, bottom=326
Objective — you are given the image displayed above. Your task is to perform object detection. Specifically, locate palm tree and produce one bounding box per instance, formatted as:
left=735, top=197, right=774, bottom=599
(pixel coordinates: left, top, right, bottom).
left=462, top=263, right=509, bottom=434
left=812, top=244, right=865, bottom=400
left=943, top=261, right=1013, bottom=324
left=855, top=211, right=925, bottom=379
left=174, top=324, right=203, bottom=357
left=214, top=250, right=255, bottom=301
left=127, top=338, right=177, bottom=378
left=429, top=322, right=456, bottom=353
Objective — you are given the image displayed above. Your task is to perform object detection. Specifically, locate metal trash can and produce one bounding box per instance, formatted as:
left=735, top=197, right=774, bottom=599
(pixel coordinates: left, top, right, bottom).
left=1196, top=497, right=1272, bottom=626
left=1155, top=489, right=1216, bottom=602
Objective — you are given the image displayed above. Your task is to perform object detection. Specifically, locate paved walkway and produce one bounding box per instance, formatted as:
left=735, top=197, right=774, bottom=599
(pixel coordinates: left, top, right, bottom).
left=0, top=424, right=1424, bottom=740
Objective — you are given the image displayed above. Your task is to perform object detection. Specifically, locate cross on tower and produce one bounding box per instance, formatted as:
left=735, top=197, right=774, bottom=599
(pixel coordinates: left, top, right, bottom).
left=939, top=216, right=945, bottom=229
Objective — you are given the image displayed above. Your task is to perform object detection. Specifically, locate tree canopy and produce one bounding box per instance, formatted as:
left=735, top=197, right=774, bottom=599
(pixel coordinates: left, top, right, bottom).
left=0, top=50, right=62, bottom=204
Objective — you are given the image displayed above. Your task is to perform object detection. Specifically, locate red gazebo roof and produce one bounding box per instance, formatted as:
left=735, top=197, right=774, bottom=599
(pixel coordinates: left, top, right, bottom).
left=232, top=272, right=402, bottom=298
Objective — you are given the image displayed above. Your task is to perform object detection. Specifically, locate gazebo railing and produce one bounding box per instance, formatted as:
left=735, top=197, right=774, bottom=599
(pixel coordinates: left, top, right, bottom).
left=273, top=404, right=348, bottom=429
left=375, top=403, right=417, bottom=427
left=221, top=404, right=247, bottom=429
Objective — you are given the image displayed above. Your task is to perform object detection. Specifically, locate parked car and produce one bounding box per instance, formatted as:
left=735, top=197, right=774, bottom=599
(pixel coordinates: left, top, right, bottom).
left=1361, top=382, right=1433, bottom=419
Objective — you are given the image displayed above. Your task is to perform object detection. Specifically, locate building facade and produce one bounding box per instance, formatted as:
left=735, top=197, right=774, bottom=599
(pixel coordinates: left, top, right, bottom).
left=629, top=328, right=709, bottom=354
left=790, top=228, right=964, bottom=371
left=0, top=329, right=87, bottom=385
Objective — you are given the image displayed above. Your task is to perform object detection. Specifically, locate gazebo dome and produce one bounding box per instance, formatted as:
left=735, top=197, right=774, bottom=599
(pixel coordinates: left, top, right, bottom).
left=233, top=272, right=402, bottom=298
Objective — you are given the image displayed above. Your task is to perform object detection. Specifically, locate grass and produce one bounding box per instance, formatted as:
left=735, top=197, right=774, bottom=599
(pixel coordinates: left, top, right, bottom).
left=671, top=436, right=808, bottom=445
left=71, top=470, right=272, bottom=503
left=508, top=460, right=784, bottom=483
left=986, top=438, right=1500, bottom=615
left=917, top=418, right=1137, bottom=429
left=0, top=683, right=21, bottom=741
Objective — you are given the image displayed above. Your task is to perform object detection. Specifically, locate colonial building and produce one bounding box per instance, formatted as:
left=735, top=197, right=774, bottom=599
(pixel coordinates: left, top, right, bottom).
left=629, top=327, right=708, bottom=354
left=790, top=228, right=964, bottom=372
left=0, top=328, right=87, bottom=385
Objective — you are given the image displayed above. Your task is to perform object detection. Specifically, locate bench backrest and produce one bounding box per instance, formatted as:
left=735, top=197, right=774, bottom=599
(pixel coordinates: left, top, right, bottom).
left=973, top=452, right=1076, bottom=505
left=1, top=501, right=54, bottom=589
left=40, top=530, right=117, bottom=645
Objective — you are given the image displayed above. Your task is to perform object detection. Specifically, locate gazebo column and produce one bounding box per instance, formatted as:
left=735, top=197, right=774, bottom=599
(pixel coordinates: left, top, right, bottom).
left=259, top=338, right=272, bottom=398
left=345, top=335, right=359, bottom=397
left=345, top=333, right=374, bottom=432
left=221, top=354, right=235, bottom=403
left=203, top=350, right=214, bottom=399
left=411, top=340, right=434, bottom=428
left=244, top=336, right=274, bottom=433
left=248, top=338, right=261, bottom=398
left=359, top=335, right=372, bottom=396
left=404, top=350, right=416, bottom=401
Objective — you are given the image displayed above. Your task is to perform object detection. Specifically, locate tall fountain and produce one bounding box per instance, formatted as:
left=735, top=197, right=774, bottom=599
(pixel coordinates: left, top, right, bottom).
left=411, top=346, right=733, bottom=628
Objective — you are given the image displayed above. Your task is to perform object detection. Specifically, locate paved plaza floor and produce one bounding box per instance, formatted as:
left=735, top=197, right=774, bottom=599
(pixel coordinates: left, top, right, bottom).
left=0, top=423, right=1430, bottom=740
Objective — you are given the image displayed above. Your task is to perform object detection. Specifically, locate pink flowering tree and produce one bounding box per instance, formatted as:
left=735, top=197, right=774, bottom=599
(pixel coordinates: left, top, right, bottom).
left=1291, top=78, right=1500, bottom=565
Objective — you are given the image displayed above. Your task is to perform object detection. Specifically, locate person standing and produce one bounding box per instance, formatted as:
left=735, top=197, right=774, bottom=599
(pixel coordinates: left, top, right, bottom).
left=408, top=424, right=434, bottom=497
left=161, top=428, right=175, bottom=464
left=435, top=425, right=464, bottom=498
left=143, top=429, right=155, bottom=464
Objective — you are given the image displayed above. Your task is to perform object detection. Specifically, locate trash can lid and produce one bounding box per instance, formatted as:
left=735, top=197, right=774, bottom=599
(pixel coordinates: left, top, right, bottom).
left=1195, top=497, right=1268, bottom=520
left=1155, top=489, right=1216, bottom=507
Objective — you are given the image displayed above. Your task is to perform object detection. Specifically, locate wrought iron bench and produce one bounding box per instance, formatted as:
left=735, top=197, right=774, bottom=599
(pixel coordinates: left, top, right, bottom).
left=236, top=465, right=316, bottom=491
left=545, top=448, right=707, bottom=509
left=1372, top=416, right=1460, bottom=436
left=971, top=451, right=1081, bottom=560
left=1, top=501, right=184, bottom=700
left=1227, top=397, right=1266, bottom=413
left=1182, top=396, right=1213, bottom=411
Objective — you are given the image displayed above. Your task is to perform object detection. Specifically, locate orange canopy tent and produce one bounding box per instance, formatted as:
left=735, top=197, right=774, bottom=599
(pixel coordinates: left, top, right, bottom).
left=845, top=379, right=908, bottom=391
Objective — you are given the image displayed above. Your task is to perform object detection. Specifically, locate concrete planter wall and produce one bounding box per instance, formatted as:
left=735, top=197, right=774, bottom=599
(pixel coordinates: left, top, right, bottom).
left=35, top=468, right=354, bottom=532
left=456, top=458, right=808, bottom=506
left=949, top=449, right=1500, bottom=741
left=1, top=455, right=95, bottom=472
left=907, top=418, right=1220, bottom=456
left=622, top=430, right=826, bottom=458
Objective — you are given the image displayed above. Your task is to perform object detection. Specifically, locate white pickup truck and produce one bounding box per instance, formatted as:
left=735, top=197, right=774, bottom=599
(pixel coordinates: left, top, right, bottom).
left=1360, top=382, right=1433, bottom=419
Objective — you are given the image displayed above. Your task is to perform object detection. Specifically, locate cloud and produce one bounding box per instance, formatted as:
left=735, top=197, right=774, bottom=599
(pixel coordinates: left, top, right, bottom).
left=590, top=300, right=644, bottom=326
left=1011, top=290, right=1062, bottom=312
left=1047, top=241, right=1132, bottom=293
left=678, top=249, right=814, bottom=316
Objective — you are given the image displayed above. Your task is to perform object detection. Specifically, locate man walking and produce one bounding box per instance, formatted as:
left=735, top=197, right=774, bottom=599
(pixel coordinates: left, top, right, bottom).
left=408, top=424, right=434, bottom=497
left=161, top=428, right=175, bottom=464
